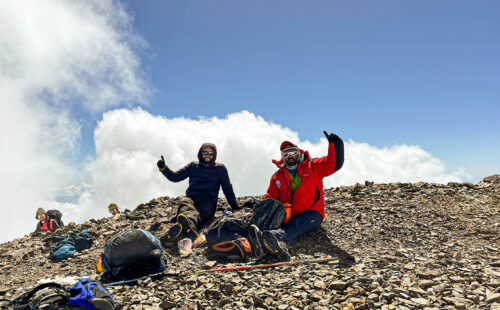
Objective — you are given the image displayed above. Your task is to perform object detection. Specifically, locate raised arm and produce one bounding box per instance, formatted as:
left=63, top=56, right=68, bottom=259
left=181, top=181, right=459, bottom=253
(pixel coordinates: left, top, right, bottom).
left=311, top=131, right=344, bottom=178
left=157, top=155, right=191, bottom=182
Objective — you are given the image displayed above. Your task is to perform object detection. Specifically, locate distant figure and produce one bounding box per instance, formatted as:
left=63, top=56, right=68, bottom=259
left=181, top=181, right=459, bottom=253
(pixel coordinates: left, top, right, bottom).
left=34, top=208, right=60, bottom=234
left=157, top=143, right=240, bottom=245
left=108, top=203, right=120, bottom=216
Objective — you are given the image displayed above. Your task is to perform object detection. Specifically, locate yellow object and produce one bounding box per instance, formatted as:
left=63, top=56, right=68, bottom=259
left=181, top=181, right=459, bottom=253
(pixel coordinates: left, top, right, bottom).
left=96, top=256, right=103, bottom=273
left=283, top=203, right=292, bottom=224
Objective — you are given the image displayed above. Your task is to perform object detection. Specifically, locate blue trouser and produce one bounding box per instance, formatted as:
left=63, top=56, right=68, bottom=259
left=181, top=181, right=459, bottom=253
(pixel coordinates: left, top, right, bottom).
left=270, top=210, right=323, bottom=242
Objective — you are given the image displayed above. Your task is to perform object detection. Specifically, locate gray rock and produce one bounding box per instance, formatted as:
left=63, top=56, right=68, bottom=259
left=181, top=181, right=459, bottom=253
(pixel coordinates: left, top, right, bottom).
left=329, top=281, right=348, bottom=291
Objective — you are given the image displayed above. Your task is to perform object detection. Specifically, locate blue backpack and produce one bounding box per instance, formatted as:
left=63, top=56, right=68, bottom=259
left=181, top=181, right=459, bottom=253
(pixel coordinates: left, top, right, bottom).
left=68, top=278, right=114, bottom=310
left=101, top=229, right=165, bottom=281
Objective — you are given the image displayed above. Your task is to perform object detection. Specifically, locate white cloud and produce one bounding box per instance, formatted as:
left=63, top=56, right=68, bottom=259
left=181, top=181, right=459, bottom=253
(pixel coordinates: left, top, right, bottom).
left=0, top=0, right=149, bottom=242
left=71, top=109, right=465, bottom=224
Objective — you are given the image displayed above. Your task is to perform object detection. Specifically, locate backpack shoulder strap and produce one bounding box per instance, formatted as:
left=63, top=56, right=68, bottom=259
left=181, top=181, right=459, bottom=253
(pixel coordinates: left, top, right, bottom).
left=21, top=283, right=66, bottom=303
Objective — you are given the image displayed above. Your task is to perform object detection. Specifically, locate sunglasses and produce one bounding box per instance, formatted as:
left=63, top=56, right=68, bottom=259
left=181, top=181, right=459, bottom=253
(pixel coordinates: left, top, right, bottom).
left=37, top=214, right=46, bottom=219
left=281, top=147, right=299, bottom=158
left=201, top=151, right=214, bottom=156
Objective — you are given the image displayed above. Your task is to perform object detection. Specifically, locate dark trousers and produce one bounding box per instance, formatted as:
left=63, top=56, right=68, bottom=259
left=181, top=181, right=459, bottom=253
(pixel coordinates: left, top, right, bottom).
left=270, top=210, right=323, bottom=242
left=177, top=196, right=216, bottom=229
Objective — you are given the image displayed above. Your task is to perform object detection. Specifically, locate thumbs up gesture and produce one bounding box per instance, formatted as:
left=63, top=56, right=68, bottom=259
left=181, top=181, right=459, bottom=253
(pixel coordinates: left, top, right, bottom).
left=157, top=155, right=166, bottom=169
left=323, top=131, right=341, bottom=144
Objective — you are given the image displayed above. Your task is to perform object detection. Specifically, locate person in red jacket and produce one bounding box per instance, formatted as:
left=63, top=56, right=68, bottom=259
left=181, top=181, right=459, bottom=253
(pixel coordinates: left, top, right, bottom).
left=205, top=131, right=344, bottom=263
left=264, top=130, right=344, bottom=243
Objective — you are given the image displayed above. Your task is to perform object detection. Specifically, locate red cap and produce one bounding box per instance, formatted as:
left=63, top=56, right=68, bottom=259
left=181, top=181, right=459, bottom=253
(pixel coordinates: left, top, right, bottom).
left=280, top=141, right=297, bottom=150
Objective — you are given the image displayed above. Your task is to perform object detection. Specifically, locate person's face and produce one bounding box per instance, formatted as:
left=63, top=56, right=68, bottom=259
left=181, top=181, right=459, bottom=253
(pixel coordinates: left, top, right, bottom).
left=37, top=213, right=47, bottom=222
left=110, top=209, right=119, bottom=215
left=201, top=147, right=215, bottom=163
left=281, top=146, right=299, bottom=166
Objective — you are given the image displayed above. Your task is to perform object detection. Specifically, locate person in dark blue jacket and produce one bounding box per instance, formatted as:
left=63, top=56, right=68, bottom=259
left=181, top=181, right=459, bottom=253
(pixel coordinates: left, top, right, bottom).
left=157, top=143, right=240, bottom=244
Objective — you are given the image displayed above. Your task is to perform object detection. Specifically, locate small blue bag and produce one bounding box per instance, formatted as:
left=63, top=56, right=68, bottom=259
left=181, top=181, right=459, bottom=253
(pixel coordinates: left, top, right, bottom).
left=68, top=278, right=115, bottom=310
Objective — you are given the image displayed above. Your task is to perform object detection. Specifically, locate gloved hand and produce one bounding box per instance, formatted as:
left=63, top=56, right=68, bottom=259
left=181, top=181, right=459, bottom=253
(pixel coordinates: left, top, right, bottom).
left=242, top=198, right=260, bottom=210
left=157, top=155, right=166, bottom=169
left=323, top=131, right=342, bottom=144
left=229, top=203, right=242, bottom=211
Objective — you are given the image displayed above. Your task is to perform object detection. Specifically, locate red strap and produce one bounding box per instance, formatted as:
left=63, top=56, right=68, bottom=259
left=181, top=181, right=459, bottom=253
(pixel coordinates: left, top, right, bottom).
left=39, top=221, right=48, bottom=232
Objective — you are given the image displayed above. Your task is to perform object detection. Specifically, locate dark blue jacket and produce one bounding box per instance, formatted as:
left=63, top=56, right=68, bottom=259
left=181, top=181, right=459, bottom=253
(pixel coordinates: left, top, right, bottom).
left=159, top=143, right=239, bottom=210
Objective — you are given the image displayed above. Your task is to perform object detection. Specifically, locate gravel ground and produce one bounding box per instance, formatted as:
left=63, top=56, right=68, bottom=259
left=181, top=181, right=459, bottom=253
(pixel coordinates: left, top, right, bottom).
left=0, top=175, right=499, bottom=309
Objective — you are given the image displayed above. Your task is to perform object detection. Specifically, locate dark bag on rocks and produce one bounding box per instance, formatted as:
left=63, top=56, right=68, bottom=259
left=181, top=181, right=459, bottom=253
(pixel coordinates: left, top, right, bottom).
left=205, top=217, right=252, bottom=261
left=100, top=229, right=165, bottom=281
left=205, top=199, right=285, bottom=261
left=47, top=209, right=64, bottom=227
left=249, top=198, right=285, bottom=230
left=3, top=282, right=69, bottom=310
left=47, top=230, right=93, bottom=262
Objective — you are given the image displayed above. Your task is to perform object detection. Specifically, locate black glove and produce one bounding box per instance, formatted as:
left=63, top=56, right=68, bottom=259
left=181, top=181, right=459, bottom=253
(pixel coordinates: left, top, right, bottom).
left=323, top=131, right=342, bottom=144
left=242, top=198, right=261, bottom=210
left=232, top=203, right=242, bottom=211
left=157, top=155, right=166, bottom=169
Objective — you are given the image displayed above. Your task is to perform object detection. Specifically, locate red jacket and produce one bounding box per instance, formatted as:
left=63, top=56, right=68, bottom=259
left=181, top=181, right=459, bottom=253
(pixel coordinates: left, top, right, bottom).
left=265, top=141, right=341, bottom=219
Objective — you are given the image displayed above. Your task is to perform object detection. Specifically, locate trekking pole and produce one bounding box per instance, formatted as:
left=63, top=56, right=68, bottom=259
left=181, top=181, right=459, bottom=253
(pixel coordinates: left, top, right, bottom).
left=195, top=257, right=335, bottom=273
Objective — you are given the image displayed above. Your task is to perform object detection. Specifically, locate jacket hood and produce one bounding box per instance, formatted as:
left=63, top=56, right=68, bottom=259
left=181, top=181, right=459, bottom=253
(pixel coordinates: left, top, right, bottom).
left=198, top=143, right=217, bottom=166
left=272, top=141, right=309, bottom=168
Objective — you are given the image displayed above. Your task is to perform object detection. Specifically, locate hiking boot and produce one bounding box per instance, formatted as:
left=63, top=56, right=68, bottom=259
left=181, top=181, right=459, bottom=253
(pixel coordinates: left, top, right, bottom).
left=177, top=213, right=198, bottom=238
left=247, top=224, right=264, bottom=258
left=160, top=223, right=181, bottom=246
left=261, top=231, right=291, bottom=262
left=161, top=214, right=197, bottom=245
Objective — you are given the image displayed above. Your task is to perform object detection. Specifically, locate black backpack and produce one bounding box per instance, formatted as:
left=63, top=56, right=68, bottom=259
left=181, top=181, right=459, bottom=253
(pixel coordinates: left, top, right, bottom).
left=47, top=209, right=64, bottom=228
left=205, top=199, right=285, bottom=261
left=2, top=282, right=69, bottom=310
left=100, top=229, right=165, bottom=282
left=205, top=216, right=252, bottom=261
left=249, top=198, right=285, bottom=231
left=1, top=280, right=115, bottom=310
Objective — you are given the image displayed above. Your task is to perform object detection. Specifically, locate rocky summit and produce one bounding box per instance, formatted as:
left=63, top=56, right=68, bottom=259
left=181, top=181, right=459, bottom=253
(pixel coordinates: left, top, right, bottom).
left=1, top=175, right=499, bottom=310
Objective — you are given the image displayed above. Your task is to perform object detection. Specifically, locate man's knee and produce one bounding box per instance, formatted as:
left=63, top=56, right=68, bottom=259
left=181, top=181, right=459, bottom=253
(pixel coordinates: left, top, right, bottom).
left=308, top=211, right=323, bottom=231
left=291, top=211, right=323, bottom=234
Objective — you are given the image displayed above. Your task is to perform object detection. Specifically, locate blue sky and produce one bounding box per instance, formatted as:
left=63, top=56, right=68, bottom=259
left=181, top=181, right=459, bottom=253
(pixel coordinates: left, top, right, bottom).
left=116, top=0, right=500, bottom=180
